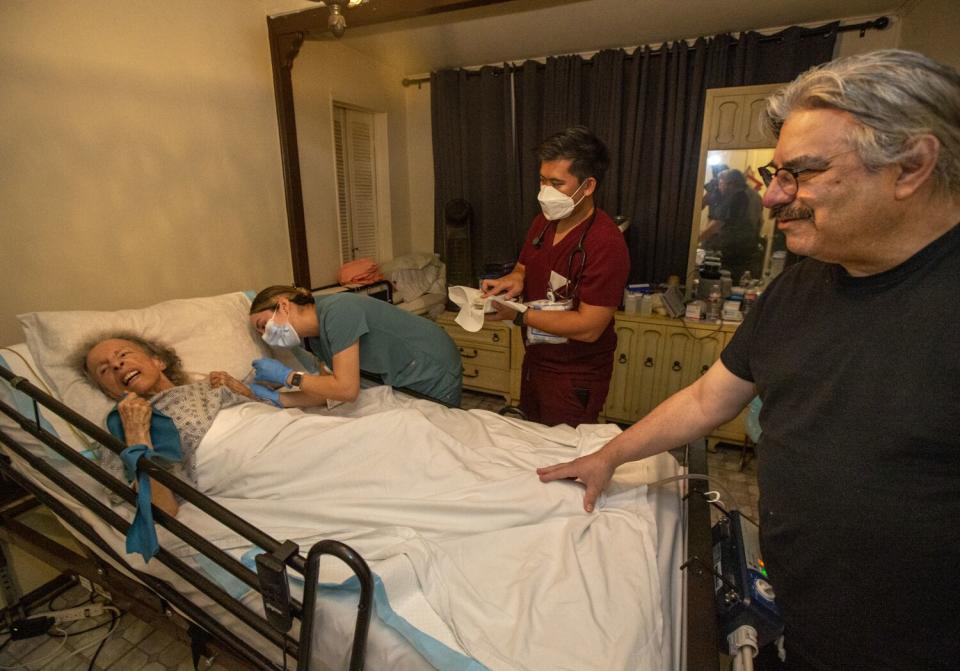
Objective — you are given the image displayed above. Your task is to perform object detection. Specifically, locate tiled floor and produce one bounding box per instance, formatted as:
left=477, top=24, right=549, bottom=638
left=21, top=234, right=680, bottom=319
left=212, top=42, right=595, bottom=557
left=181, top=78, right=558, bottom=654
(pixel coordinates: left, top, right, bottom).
left=1, top=389, right=757, bottom=671
left=0, top=582, right=228, bottom=671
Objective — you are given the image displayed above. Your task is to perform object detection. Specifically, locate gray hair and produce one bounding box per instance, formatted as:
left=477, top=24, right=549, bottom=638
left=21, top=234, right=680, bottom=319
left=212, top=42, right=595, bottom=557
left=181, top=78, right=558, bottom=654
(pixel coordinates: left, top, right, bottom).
left=764, top=49, right=960, bottom=195
left=75, top=331, right=188, bottom=391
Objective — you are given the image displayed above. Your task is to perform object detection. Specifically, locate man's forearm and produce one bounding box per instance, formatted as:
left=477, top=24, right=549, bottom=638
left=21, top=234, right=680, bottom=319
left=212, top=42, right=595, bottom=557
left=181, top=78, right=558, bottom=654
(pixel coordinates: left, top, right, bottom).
left=601, top=364, right=753, bottom=468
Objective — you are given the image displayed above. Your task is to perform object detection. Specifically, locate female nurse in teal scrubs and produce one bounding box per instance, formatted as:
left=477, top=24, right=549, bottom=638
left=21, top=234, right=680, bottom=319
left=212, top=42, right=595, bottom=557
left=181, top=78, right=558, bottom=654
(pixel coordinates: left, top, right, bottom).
left=247, top=285, right=462, bottom=407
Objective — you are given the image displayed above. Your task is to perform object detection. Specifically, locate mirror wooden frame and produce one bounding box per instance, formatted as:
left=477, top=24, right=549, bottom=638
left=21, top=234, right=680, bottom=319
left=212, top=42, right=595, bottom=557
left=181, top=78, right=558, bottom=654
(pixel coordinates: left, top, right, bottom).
left=687, top=83, right=784, bottom=293
left=265, top=1, right=517, bottom=289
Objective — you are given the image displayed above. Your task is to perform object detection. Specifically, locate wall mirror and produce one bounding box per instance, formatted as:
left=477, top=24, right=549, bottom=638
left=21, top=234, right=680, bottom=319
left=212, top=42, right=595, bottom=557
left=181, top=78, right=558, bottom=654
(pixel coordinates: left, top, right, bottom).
left=687, top=83, right=785, bottom=293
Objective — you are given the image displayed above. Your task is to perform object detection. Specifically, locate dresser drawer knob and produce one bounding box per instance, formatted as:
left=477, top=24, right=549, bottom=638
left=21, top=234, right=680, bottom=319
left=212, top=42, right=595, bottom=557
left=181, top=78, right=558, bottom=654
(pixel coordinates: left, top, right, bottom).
left=491, top=333, right=501, bottom=343
left=462, top=367, right=480, bottom=378
left=644, top=357, right=654, bottom=368
left=618, top=353, right=628, bottom=364
left=459, top=347, right=479, bottom=359
left=672, top=361, right=682, bottom=371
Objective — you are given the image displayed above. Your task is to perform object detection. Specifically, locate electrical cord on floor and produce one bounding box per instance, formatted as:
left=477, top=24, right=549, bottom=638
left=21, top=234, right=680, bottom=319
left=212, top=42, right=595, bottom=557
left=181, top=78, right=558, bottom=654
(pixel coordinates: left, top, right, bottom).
left=29, top=607, right=119, bottom=671
left=0, top=595, right=121, bottom=671
left=46, top=586, right=95, bottom=613
left=49, top=610, right=123, bottom=638
left=85, top=609, right=119, bottom=671
left=0, top=628, right=69, bottom=670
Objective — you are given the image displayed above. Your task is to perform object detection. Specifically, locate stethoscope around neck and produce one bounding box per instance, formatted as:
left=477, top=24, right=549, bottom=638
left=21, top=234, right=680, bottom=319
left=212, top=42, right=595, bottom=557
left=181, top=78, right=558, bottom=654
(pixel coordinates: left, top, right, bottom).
left=533, top=209, right=598, bottom=301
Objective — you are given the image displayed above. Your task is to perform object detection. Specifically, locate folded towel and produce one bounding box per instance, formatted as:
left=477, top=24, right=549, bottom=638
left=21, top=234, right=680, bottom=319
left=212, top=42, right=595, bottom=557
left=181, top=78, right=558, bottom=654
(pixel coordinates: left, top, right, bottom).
left=339, top=258, right=384, bottom=286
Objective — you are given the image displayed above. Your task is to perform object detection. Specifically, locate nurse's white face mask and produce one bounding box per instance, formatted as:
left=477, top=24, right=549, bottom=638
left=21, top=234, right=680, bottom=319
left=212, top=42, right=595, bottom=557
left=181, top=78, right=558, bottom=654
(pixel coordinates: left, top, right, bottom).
left=537, top=179, right=588, bottom=221
left=262, top=306, right=301, bottom=348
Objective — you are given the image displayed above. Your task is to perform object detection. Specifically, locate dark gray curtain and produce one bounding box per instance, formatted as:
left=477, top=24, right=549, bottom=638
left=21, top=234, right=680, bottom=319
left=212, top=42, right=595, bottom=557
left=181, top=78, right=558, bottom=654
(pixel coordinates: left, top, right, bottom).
left=431, top=65, right=520, bottom=279
left=432, top=23, right=838, bottom=283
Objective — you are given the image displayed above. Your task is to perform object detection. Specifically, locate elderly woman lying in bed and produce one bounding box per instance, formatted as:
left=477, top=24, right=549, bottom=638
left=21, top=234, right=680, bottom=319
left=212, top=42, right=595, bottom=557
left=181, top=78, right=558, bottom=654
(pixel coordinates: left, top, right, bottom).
left=80, top=333, right=267, bottom=521
left=75, top=332, right=670, bottom=669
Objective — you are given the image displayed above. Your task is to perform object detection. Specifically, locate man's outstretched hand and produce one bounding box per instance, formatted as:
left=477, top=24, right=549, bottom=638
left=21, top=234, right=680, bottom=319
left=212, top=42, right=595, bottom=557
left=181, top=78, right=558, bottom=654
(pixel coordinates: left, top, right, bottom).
left=536, top=452, right=616, bottom=513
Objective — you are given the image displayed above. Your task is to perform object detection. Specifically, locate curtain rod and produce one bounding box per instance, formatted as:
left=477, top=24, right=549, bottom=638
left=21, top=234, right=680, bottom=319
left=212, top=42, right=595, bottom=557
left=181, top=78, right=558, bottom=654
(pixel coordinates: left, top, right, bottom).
left=401, top=15, right=890, bottom=87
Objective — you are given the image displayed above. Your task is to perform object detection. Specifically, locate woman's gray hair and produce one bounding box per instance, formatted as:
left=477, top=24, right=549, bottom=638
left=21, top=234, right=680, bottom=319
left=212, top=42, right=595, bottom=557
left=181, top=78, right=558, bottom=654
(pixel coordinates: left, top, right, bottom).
left=75, top=332, right=188, bottom=389
left=764, top=49, right=960, bottom=195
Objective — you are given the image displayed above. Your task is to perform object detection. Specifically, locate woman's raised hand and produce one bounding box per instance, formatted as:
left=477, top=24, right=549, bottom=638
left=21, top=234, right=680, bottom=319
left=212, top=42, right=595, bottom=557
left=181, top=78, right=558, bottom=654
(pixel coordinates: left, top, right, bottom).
left=117, top=392, right=153, bottom=446
left=209, top=371, right=254, bottom=398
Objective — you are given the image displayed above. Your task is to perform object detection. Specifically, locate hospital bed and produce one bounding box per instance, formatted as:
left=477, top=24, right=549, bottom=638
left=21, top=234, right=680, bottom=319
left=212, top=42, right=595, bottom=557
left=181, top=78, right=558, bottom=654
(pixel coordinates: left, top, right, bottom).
left=0, top=292, right=719, bottom=670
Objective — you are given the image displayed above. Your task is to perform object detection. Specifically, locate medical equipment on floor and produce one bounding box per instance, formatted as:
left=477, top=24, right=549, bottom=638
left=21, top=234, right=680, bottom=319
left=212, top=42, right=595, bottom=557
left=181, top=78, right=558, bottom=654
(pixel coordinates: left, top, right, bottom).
left=712, top=509, right=783, bottom=669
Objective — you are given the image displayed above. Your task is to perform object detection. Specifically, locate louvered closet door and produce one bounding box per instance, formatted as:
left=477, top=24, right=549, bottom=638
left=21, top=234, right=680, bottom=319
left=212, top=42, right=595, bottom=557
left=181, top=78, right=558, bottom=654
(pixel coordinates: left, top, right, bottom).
left=334, top=105, right=380, bottom=263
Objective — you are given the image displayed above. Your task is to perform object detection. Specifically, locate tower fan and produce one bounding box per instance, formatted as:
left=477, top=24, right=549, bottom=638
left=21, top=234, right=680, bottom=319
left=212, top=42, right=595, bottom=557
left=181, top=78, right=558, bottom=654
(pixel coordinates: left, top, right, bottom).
left=442, top=198, right=474, bottom=288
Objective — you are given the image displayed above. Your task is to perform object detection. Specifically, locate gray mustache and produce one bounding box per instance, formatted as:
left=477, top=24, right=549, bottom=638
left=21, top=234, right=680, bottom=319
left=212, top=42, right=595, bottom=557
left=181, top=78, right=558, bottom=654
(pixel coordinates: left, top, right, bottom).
left=771, top=204, right=814, bottom=221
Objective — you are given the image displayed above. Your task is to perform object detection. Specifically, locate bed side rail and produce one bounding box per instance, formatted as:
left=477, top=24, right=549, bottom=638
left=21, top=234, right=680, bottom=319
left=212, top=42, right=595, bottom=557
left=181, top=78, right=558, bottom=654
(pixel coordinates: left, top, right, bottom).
left=0, top=366, right=373, bottom=671
left=682, top=439, right=721, bottom=670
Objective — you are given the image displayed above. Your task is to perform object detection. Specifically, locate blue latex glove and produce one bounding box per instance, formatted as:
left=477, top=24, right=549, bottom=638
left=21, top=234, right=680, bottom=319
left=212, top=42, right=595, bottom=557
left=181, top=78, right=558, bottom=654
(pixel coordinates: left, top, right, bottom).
left=252, top=358, right=293, bottom=387
left=250, top=383, right=282, bottom=407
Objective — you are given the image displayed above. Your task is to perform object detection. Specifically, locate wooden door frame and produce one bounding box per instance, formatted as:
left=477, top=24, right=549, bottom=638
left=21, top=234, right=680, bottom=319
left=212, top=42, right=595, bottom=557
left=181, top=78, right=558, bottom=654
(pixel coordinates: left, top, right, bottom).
left=265, top=1, right=516, bottom=288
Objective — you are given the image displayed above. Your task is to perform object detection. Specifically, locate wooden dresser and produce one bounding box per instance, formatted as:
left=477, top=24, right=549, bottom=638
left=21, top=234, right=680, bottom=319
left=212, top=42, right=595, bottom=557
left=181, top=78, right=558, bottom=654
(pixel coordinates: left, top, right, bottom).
left=438, top=310, right=747, bottom=445
left=436, top=312, right=522, bottom=405
left=603, top=312, right=746, bottom=445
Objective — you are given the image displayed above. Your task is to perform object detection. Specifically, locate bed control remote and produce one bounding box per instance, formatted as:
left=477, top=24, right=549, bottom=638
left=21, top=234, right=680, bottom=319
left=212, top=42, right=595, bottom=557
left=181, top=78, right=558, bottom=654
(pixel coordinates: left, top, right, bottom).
left=256, top=544, right=297, bottom=633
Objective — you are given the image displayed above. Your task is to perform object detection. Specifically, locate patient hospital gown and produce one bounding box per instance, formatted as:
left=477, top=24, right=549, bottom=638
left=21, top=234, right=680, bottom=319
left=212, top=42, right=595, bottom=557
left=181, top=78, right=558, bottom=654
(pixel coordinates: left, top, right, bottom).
left=101, top=381, right=251, bottom=494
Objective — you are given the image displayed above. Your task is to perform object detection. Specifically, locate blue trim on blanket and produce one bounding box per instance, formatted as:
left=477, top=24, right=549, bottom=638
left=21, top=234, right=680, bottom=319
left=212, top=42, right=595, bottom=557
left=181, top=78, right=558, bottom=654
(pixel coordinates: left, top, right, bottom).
left=0, top=353, right=65, bottom=462
left=194, top=554, right=251, bottom=600
left=227, top=547, right=486, bottom=670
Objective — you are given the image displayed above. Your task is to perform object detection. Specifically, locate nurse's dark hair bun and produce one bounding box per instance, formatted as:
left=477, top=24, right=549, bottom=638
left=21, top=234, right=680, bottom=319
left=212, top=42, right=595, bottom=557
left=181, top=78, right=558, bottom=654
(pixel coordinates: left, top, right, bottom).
left=249, top=285, right=316, bottom=314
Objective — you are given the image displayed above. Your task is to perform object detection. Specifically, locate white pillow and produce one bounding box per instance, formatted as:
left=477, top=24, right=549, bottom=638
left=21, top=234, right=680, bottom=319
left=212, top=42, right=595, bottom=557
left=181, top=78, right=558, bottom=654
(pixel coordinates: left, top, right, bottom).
left=18, top=292, right=294, bottom=426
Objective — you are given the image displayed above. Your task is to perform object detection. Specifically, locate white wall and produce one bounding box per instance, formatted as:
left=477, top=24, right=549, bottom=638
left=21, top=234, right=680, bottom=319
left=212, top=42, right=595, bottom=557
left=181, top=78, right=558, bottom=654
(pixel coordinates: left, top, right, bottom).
left=290, top=39, right=413, bottom=287
left=405, top=84, right=436, bottom=255
left=0, top=1, right=294, bottom=345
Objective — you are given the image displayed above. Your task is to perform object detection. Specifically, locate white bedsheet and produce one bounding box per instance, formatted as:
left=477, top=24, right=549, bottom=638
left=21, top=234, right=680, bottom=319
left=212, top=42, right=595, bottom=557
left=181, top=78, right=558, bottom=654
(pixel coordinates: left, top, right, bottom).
left=1, top=344, right=686, bottom=670
left=178, top=392, right=663, bottom=670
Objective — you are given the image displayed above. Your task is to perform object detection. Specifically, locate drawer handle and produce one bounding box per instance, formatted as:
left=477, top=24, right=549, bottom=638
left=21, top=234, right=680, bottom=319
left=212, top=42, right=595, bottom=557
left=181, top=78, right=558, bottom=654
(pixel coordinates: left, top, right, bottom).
left=644, top=357, right=654, bottom=368
left=462, top=367, right=480, bottom=378
left=491, top=333, right=501, bottom=343
left=618, top=353, right=628, bottom=364
left=459, top=347, right=479, bottom=359
left=700, top=364, right=709, bottom=376
left=672, top=361, right=682, bottom=371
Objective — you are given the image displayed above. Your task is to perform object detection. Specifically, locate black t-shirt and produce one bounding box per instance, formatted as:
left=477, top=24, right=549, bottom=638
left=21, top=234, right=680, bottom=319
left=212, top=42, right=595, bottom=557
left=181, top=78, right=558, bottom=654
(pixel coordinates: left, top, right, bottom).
left=722, top=225, right=960, bottom=670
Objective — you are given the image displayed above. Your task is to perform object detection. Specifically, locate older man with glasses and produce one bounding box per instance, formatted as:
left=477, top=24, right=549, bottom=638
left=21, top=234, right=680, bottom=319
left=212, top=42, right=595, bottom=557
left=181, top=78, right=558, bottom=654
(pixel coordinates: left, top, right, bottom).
left=539, top=49, right=960, bottom=670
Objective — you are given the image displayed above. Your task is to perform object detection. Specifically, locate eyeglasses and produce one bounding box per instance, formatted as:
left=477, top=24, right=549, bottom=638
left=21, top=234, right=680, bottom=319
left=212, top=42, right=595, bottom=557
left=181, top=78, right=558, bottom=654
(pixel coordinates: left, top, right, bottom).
left=758, top=149, right=857, bottom=197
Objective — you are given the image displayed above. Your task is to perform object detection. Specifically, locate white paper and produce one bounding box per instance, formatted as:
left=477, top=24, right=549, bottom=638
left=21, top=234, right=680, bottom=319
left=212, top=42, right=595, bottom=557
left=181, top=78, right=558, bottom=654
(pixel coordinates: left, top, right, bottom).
left=447, top=286, right=526, bottom=332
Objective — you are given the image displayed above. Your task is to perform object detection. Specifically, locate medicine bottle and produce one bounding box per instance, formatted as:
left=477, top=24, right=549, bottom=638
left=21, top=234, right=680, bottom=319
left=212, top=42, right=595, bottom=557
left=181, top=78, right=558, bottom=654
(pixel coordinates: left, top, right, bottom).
left=707, top=290, right=721, bottom=321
